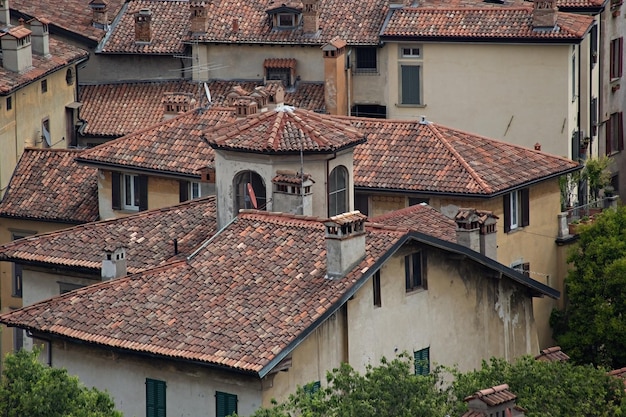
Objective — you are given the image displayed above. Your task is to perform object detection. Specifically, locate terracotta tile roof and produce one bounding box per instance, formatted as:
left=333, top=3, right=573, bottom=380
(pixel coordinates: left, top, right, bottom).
left=0, top=210, right=406, bottom=374
left=99, top=0, right=188, bottom=54
left=0, top=149, right=98, bottom=224
left=417, top=0, right=605, bottom=9
left=350, top=118, right=580, bottom=196
left=380, top=7, right=594, bottom=41
left=0, top=196, right=218, bottom=274
left=264, top=58, right=297, bottom=69
left=272, top=170, right=314, bottom=185
left=186, top=0, right=388, bottom=45
left=369, top=203, right=457, bottom=242
left=11, top=0, right=127, bottom=44
left=76, top=108, right=237, bottom=176
left=534, top=345, right=570, bottom=362
left=609, top=367, right=626, bottom=379
left=0, top=37, right=88, bottom=95
left=79, top=80, right=325, bottom=137
left=206, top=108, right=365, bottom=154
left=464, top=384, right=517, bottom=406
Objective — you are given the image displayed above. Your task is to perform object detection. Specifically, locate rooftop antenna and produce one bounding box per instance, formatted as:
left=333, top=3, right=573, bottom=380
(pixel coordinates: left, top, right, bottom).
left=203, top=81, right=212, bottom=109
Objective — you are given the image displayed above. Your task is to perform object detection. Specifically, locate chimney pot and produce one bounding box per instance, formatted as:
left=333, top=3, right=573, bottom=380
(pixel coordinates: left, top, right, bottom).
left=534, top=142, right=541, bottom=151
left=101, top=247, right=127, bottom=281
left=232, top=18, right=239, bottom=32
left=324, top=211, right=367, bottom=279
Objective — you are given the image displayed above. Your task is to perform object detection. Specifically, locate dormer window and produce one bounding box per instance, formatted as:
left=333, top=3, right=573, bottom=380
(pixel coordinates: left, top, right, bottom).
left=266, top=4, right=302, bottom=30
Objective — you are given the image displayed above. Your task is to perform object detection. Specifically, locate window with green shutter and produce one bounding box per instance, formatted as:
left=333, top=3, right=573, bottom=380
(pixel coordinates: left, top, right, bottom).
left=146, top=378, right=166, bottom=417
left=216, top=391, right=237, bottom=417
left=303, top=380, right=321, bottom=396
left=414, top=347, right=430, bottom=376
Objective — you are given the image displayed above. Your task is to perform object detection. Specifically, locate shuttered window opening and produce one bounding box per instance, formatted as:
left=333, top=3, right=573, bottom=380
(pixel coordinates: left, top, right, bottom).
left=146, top=378, right=166, bottom=417
left=401, top=65, right=421, bottom=105
left=503, top=189, right=529, bottom=233
left=216, top=391, right=237, bottom=417
left=414, top=347, right=430, bottom=376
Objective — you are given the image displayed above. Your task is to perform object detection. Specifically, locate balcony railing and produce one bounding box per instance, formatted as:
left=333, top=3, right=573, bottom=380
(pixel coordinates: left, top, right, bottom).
left=557, top=196, right=619, bottom=239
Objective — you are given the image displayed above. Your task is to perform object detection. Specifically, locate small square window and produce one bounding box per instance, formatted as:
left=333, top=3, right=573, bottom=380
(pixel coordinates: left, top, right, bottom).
left=402, top=47, right=421, bottom=58
left=278, top=13, right=295, bottom=27
left=355, top=47, right=377, bottom=72
left=41, top=79, right=48, bottom=93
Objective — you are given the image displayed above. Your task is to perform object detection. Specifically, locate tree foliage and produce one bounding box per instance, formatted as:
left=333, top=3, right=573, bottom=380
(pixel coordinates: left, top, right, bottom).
left=244, top=353, right=626, bottom=417
left=551, top=206, right=626, bottom=368
left=0, top=349, right=123, bottom=417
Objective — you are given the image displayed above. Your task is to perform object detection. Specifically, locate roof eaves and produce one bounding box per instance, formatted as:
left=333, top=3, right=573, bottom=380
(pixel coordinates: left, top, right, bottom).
left=379, top=35, right=585, bottom=45
left=0, top=212, right=95, bottom=224
left=209, top=137, right=367, bottom=156
left=73, top=159, right=204, bottom=180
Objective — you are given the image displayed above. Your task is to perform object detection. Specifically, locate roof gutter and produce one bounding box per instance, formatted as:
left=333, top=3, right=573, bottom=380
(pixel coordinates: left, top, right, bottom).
left=73, top=158, right=206, bottom=181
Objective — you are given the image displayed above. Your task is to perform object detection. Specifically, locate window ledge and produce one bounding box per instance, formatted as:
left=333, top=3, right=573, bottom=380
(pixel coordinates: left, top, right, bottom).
left=405, top=287, right=427, bottom=295
left=395, top=103, right=427, bottom=108
left=117, top=208, right=139, bottom=214
left=506, top=226, right=525, bottom=235
left=353, top=70, right=379, bottom=76
left=610, top=77, right=622, bottom=83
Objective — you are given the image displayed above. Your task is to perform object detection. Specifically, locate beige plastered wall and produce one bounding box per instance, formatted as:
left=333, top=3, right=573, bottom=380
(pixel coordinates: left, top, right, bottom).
left=262, top=308, right=347, bottom=407
left=0, top=218, right=72, bottom=362
left=192, top=43, right=324, bottom=82
left=213, top=149, right=355, bottom=228
left=50, top=341, right=263, bottom=417
left=97, top=170, right=181, bottom=220
left=366, top=179, right=562, bottom=348
left=347, top=245, right=538, bottom=374
left=0, top=65, right=78, bottom=197
left=382, top=42, right=575, bottom=158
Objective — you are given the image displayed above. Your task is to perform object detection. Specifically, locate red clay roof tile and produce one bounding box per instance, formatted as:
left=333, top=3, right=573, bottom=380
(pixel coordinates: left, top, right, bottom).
left=0, top=196, right=218, bottom=274
left=534, top=345, right=570, bottom=362
left=369, top=203, right=457, bottom=242
left=350, top=118, right=580, bottom=195
left=0, top=149, right=98, bottom=223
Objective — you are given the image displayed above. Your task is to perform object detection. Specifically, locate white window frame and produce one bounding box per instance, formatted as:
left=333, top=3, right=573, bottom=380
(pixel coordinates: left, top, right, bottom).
left=191, top=182, right=202, bottom=199
left=123, top=173, right=140, bottom=211
left=509, top=191, right=520, bottom=230
left=401, top=46, right=421, bottom=58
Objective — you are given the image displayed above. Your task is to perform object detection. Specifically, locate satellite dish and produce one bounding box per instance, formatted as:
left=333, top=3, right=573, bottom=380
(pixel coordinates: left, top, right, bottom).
left=246, top=183, right=258, bottom=209
left=203, top=82, right=212, bottom=104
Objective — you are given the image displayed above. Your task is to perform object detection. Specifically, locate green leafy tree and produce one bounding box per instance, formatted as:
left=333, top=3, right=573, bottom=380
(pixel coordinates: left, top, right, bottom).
left=246, top=353, right=450, bottom=417
left=448, top=356, right=626, bottom=417
left=551, top=206, right=626, bottom=368
left=0, top=349, right=123, bottom=417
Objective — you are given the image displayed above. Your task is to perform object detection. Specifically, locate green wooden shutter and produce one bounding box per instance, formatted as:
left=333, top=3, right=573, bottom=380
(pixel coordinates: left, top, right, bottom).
left=521, top=188, right=530, bottom=227
left=216, top=391, right=237, bottom=417
left=414, top=348, right=430, bottom=376
left=304, top=381, right=321, bottom=396
left=503, top=194, right=511, bottom=233
left=146, top=378, right=166, bottom=417
left=401, top=65, right=420, bottom=104
left=111, top=172, right=121, bottom=210
left=179, top=180, right=189, bottom=203
left=138, top=175, right=149, bottom=211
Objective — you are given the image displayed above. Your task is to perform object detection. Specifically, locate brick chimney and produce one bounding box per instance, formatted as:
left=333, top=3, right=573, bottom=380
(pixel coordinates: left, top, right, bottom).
left=1, top=24, right=33, bottom=73
left=322, top=38, right=348, bottom=115
left=264, top=80, right=285, bottom=110
left=135, top=9, right=152, bottom=44
left=324, top=211, right=367, bottom=279
left=532, top=0, right=557, bottom=29
left=234, top=98, right=258, bottom=118
left=463, top=384, right=525, bottom=417
left=89, top=0, right=109, bottom=29
left=0, top=0, right=10, bottom=28
left=162, top=92, right=196, bottom=120
left=190, top=0, right=208, bottom=34
left=302, top=0, right=320, bottom=33
left=101, top=247, right=127, bottom=281
left=455, top=208, right=498, bottom=260
left=272, top=170, right=315, bottom=215
left=29, top=18, right=50, bottom=57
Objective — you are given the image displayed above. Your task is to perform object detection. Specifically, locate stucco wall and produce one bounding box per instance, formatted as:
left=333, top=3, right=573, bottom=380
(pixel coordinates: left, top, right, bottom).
left=50, top=341, right=263, bottom=417
left=0, top=63, right=79, bottom=197
left=193, top=43, right=324, bottom=82
left=97, top=170, right=181, bottom=220
left=262, top=308, right=347, bottom=407
left=347, top=245, right=538, bottom=374
left=382, top=42, right=574, bottom=157
left=214, top=149, right=355, bottom=228
left=80, top=54, right=187, bottom=82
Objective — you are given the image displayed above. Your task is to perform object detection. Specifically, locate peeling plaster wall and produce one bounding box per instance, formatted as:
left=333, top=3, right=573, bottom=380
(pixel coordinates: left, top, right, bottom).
left=347, top=245, right=538, bottom=373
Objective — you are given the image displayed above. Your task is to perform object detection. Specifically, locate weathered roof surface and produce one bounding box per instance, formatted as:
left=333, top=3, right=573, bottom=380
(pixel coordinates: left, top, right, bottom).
left=464, top=384, right=517, bottom=406
left=0, top=211, right=406, bottom=374
left=206, top=108, right=365, bottom=154
left=11, top=0, right=127, bottom=44
left=350, top=117, right=580, bottom=196
left=187, top=0, right=388, bottom=45
left=76, top=108, right=236, bottom=176
left=380, top=7, right=594, bottom=41
left=0, top=37, right=88, bottom=95
left=534, top=345, right=570, bottom=362
left=100, top=0, right=188, bottom=54
left=0, top=149, right=98, bottom=224
left=0, top=197, right=218, bottom=274
left=369, top=203, right=457, bottom=243
left=79, top=80, right=325, bottom=137
left=417, top=0, right=606, bottom=9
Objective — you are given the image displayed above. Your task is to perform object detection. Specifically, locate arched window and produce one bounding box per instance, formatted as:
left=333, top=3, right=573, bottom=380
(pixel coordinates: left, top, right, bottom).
left=328, top=165, right=348, bottom=216
left=234, top=171, right=267, bottom=212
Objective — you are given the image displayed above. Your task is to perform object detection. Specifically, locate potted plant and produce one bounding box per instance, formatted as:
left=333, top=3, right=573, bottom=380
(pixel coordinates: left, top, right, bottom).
left=581, top=156, right=612, bottom=202
left=568, top=219, right=580, bottom=235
